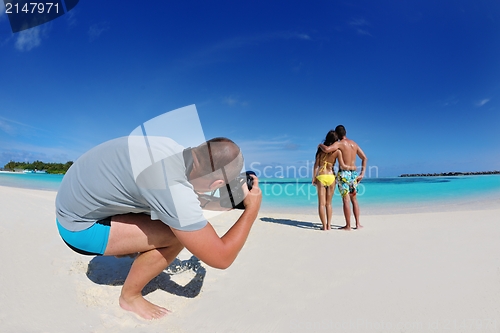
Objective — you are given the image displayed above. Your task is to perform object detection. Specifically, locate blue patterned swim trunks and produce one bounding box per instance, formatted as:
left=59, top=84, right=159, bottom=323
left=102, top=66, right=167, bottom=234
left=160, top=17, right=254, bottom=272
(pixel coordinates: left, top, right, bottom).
left=336, top=169, right=359, bottom=197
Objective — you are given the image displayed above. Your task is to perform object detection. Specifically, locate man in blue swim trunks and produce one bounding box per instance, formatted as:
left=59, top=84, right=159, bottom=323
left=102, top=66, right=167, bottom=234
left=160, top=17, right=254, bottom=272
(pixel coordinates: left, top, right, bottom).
left=56, top=136, right=261, bottom=320
left=318, top=125, right=367, bottom=230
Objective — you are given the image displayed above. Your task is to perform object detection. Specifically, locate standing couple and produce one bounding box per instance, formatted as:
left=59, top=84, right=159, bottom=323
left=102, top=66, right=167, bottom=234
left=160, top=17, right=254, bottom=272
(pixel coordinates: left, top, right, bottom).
left=312, top=125, right=367, bottom=231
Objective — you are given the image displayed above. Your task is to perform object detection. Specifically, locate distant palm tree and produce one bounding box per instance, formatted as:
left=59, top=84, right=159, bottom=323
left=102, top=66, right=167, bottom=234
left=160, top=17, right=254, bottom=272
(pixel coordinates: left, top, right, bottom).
left=5, top=161, right=16, bottom=171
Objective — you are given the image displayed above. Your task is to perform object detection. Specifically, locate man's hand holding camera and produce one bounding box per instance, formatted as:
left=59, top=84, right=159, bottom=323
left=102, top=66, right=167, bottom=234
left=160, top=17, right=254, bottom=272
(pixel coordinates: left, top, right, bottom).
left=242, top=174, right=262, bottom=211
left=197, top=171, right=262, bottom=212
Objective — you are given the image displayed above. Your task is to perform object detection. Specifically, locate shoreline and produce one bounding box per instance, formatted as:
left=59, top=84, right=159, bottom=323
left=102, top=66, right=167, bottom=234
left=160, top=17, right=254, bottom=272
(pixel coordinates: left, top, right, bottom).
left=260, top=192, right=500, bottom=216
left=400, top=171, right=500, bottom=177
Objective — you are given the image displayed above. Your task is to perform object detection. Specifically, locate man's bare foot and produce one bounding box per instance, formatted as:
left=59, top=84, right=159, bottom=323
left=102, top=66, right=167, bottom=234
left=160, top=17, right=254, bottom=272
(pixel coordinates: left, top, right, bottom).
left=356, top=225, right=363, bottom=229
left=119, top=294, right=170, bottom=320
left=339, top=226, right=351, bottom=231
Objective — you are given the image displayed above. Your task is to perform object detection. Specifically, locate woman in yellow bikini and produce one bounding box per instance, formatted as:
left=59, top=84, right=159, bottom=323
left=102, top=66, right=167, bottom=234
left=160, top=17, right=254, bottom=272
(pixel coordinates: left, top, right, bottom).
left=312, top=130, right=347, bottom=231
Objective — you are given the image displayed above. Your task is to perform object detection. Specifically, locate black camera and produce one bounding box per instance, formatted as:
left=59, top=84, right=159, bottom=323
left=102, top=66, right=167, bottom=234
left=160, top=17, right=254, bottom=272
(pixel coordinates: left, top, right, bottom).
left=219, top=171, right=256, bottom=209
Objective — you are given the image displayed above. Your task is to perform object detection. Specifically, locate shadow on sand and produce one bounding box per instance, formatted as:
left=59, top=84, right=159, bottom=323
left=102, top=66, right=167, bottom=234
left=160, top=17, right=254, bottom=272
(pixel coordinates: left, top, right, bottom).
left=260, top=217, right=345, bottom=230
left=86, top=255, right=205, bottom=298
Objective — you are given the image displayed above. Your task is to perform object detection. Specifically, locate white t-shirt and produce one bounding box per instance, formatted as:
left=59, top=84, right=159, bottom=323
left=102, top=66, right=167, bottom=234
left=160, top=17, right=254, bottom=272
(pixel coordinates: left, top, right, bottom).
left=56, top=136, right=207, bottom=232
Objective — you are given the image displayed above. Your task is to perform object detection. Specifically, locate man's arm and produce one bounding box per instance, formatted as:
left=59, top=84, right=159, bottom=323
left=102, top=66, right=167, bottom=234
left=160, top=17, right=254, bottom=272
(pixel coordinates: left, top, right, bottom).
left=335, top=150, right=350, bottom=170
left=171, top=176, right=262, bottom=269
left=318, top=141, right=340, bottom=153
left=356, top=146, right=368, bottom=182
left=197, top=194, right=232, bottom=211
left=312, top=154, right=319, bottom=184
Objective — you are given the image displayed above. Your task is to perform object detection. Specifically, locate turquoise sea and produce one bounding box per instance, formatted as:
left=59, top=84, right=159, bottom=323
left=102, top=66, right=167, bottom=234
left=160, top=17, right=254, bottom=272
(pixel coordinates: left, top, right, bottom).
left=1, top=172, right=499, bottom=214
left=0, top=172, right=64, bottom=191
left=259, top=176, right=500, bottom=214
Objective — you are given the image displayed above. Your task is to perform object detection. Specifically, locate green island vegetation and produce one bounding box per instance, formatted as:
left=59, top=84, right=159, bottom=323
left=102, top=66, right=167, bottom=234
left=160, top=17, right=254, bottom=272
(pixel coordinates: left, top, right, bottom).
left=3, top=160, right=73, bottom=174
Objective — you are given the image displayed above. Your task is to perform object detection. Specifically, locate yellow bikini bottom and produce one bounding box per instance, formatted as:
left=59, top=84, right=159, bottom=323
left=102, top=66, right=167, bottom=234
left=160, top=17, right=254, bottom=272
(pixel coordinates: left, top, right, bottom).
left=316, top=174, right=335, bottom=187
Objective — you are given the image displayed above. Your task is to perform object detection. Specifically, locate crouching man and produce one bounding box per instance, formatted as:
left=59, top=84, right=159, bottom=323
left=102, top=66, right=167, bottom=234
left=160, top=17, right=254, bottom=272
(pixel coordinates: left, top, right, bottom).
left=55, top=136, right=261, bottom=319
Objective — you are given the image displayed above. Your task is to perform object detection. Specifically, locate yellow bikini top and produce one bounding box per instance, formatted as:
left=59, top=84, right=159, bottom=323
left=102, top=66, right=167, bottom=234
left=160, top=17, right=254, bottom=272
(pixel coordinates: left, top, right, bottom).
left=318, top=153, right=333, bottom=173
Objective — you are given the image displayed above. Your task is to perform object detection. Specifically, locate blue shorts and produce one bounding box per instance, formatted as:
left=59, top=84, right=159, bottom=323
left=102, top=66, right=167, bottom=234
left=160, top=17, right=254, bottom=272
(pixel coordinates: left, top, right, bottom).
left=56, top=218, right=111, bottom=256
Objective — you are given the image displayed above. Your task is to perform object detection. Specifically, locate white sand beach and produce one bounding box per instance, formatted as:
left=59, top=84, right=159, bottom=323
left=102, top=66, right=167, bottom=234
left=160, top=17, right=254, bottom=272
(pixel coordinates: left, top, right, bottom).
left=1, top=185, right=499, bottom=333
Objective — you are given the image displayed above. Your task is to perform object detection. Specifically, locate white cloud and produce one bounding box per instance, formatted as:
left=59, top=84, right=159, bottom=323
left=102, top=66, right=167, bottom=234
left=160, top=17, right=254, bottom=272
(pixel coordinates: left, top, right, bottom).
left=0, top=116, right=53, bottom=136
left=0, top=117, right=89, bottom=165
left=476, top=98, right=490, bottom=107
left=442, top=96, right=459, bottom=107
left=239, top=137, right=310, bottom=162
left=185, top=31, right=311, bottom=65
left=0, top=145, right=74, bottom=165
left=65, top=9, right=77, bottom=27
left=0, top=119, right=14, bottom=134
left=349, top=18, right=372, bottom=36
left=223, top=97, right=238, bottom=106
left=223, top=96, right=249, bottom=107
left=240, top=138, right=302, bottom=152
left=297, top=33, right=311, bottom=40
left=350, top=18, right=370, bottom=27
left=15, top=27, right=42, bottom=51
left=88, top=22, right=110, bottom=41
left=356, top=29, right=372, bottom=36
left=237, top=137, right=314, bottom=178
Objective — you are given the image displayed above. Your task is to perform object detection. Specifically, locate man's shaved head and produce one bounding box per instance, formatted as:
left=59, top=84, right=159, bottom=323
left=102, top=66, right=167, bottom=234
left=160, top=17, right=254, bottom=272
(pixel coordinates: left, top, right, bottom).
left=194, top=137, right=244, bottom=182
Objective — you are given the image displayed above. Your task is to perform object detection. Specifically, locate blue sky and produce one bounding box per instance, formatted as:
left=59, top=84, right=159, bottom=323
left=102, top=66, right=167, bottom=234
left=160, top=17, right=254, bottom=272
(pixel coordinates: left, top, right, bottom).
left=1, top=0, right=499, bottom=177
